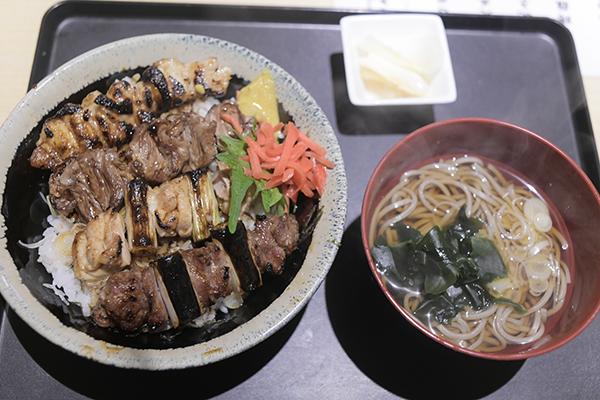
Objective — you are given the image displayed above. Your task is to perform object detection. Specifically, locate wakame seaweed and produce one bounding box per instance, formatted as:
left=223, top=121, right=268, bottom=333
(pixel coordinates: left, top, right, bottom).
left=371, top=206, right=525, bottom=326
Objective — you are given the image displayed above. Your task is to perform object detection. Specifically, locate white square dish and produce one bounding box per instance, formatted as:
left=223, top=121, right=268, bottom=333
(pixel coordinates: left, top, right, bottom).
left=340, top=13, right=457, bottom=106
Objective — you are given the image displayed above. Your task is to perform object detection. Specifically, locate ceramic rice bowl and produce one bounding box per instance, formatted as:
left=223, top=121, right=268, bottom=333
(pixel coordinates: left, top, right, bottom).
left=0, top=34, right=347, bottom=369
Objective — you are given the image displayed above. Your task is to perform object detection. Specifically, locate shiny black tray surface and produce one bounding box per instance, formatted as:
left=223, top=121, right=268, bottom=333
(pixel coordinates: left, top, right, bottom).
left=1, top=2, right=598, bottom=399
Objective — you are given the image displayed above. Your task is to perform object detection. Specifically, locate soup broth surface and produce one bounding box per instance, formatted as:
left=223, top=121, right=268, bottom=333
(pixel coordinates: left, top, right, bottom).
left=369, top=155, right=573, bottom=353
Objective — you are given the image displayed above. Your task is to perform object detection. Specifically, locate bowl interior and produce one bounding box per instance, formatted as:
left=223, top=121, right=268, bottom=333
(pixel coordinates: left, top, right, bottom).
left=0, top=34, right=347, bottom=369
left=361, top=117, right=600, bottom=359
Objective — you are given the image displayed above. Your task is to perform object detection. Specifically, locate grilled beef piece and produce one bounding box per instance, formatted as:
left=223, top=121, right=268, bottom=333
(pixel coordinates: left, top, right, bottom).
left=269, top=214, right=301, bottom=255
left=93, top=270, right=149, bottom=332
left=122, top=112, right=217, bottom=185
left=48, top=112, right=218, bottom=223
left=30, top=57, right=231, bottom=170
left=181, top=240, right=235, bottom=312
left=49, top=147, right=132, bottom=222
left=205, top=99, right=254, bottom=138
left=246, top=214, right=299, bottom=275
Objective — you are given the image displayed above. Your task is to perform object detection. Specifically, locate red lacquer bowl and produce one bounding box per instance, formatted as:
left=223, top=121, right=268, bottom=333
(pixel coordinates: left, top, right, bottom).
left=361, top=117, right=600, bottom=360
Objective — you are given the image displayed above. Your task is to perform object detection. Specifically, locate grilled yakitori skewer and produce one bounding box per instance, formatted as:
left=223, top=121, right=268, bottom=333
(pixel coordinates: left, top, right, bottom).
left=91, top=214, right=300, bottom=333
left=73, top=168, right=223, bottom=282
left=71, top=162, right=300, bottom=332
left=48, top=111, right=220, bottom=223
left=123, top=170, right=221, bottom=257
left=30, top=57, right=231, bottom=170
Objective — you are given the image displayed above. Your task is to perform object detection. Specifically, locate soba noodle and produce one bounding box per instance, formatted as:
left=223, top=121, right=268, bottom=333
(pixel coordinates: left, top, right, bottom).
left=369, top=156, right=571, bottom=352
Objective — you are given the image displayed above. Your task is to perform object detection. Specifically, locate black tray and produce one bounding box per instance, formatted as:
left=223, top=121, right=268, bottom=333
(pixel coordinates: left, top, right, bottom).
left=1, top=2, right=599, bottom=398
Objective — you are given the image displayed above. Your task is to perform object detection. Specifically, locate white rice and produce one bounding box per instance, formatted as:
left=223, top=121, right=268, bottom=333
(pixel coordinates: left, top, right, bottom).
left=188, top=294, right=242, bottom=328
left=21, top=213, right=92, bottom=316
left=189, top=308, right=217, bottom=328
left=192, top=96, right=221, bottom=117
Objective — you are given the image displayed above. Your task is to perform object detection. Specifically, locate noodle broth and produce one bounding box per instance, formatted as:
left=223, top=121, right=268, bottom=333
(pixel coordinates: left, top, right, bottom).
left=367, top=154, right=574, bottom=354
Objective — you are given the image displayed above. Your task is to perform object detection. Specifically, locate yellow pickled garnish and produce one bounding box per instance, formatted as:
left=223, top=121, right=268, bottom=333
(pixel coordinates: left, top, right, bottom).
left=237, top=68, right=279, bottom=126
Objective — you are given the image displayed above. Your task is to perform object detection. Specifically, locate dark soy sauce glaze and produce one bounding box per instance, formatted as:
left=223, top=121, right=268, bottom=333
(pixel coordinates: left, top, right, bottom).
left=1, top=68, right=313, bottom=349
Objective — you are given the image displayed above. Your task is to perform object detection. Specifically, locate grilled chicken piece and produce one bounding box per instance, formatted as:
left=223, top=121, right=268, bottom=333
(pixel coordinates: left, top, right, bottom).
left=30, top=57, right=231, bottom=170
left=72, top=207, right=131, bottom=282
left=105, top=77, right=163, bottom=124
left=125, top=169, right=222, bottom=254
left=93, top=270, right=149, bottom=332
left=150, top=58, right=231, bottom=105
left=29, top=92, right=137, bottom=171
left=149, top=175, right=193, bottom=238
left=49, top=147, right=133, bottom=223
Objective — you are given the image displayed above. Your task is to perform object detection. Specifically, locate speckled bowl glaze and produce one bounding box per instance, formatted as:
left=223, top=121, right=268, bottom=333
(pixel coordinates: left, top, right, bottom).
left=0, top=34, right=347, bottom=369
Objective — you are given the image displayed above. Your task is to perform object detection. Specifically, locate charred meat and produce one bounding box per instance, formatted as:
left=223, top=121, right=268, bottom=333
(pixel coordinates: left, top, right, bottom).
left=122, top=112, right=217, bottom=185
left=141, top=266, right=170, bottom=332
left=30, top=92, right=137, bottom=171
left=30, top=57, right=231, bottom=170
left=150, top=175, right=194, bottom=239
left=93, top=270, right=149, bottom=332
left=49, top=112, right=219, bottom=222
left=49, top=147, right=132, bottom=223
left=123, top=170, right=221, bottom=256
left=181, top=240, right=235, bottom=313
left=246, top=214, right=299, bottom=275
left=91, top=215, right=299, bottom=333
left=72, top=207, right=131, bottom=283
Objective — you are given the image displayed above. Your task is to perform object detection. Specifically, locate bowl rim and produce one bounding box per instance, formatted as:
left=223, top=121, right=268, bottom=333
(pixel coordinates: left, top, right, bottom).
left=0, top=33, right=348, bottom=369
left=360, top=116, right=600, bottom=360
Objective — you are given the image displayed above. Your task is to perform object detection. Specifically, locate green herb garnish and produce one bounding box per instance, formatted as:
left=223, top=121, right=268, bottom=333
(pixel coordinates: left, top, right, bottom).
left=216, top=128, right=286, bottom=234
